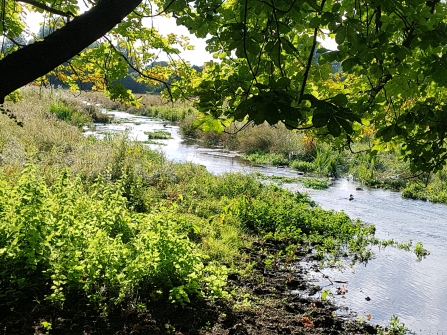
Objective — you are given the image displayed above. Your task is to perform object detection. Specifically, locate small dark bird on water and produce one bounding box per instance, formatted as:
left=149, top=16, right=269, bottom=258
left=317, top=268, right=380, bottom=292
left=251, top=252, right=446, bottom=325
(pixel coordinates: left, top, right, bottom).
left=349, top=194, right=354, bottom=201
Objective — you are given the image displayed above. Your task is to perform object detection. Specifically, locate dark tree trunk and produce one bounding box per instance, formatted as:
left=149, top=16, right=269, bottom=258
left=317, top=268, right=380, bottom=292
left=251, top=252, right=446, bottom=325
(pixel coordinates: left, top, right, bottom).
left=0, top=0, right=143, bottom=103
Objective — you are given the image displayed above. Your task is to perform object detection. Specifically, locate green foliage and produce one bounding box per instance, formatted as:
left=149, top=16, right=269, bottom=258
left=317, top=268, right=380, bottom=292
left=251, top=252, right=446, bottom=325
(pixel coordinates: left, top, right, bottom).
left=402, top=177, right=447, bottom=204
left=230, top=185, right=376, bottom=261
left=0, top=166, right=227, bottom=307
left=299, top=178, right=329, bottom=190
left=138, top=106, right=196, bottom=122
left=49, top=102, right=92, bottom=127
left=290, top=160, right=315, bottom=173
left=414, top=242, right=430, bottom=261
left=378, top=316, right=409, bottom=335
left=313, top=144, right=344, bottom=177
left=5, top=90, right=22, bottom=102
left=244, top=151, right=288, bottom=166
left=144, top=130, right=172, bottom=140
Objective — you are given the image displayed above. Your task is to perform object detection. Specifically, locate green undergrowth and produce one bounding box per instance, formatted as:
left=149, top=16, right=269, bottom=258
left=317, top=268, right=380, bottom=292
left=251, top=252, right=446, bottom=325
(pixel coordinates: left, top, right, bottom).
left=0, top=161, right=394, bottom=312
left=299, top=177, right=330, bottom=189
left=402, top=178, right=447, bottom=204
left=135, top=105, right=196, bottom=122
left=0, top=166, right=228, bottom=309
left=243, top=151, right=289, bottom=166
left=49, top=99, right=110, bottom=128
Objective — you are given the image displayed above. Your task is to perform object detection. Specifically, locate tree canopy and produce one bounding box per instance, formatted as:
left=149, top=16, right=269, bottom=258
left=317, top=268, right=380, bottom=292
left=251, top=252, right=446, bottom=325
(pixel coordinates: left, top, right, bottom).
left=2, top=0, right=447, bottom=173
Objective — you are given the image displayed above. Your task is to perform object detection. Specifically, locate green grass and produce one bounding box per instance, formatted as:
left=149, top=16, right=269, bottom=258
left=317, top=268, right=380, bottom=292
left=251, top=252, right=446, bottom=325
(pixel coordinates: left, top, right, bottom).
left=49, top=102, right=93, bottom=128
left=243, top=151, right=289, bottom=166
left=144, top=130, right=172, bottom=140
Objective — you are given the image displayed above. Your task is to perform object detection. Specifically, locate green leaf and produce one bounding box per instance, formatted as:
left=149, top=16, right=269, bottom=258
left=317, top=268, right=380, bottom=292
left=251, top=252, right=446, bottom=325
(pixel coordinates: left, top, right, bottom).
left=330, top=94, right=348, bottom=107
left=327, top=117, right=341, bottom=137
left=312, top=113, right=330, bottom=128
left=335, top=116, right=353, bottom=134
left=276, top=77, right=291, bottom=89
left=342, top=58, right=357, bottom=72
left=255, top=83, right=269, bottom=90
left=335, top=26, right=346, bottom=44
left=278, top=103, right=302, bottom=120
left=309, top=17, right=320, bottom=28
left=376, top=125, right=395, bottom=141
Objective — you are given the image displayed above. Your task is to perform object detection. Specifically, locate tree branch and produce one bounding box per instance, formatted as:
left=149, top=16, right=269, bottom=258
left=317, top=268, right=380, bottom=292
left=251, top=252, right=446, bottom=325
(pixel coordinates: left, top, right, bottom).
left=299, top=0, right=326, bottom=102
left=17, top=0, right=75, bottom=18
left=103, top=35, right=174, bottom=101
left=0, top=0, right=143, bottom=103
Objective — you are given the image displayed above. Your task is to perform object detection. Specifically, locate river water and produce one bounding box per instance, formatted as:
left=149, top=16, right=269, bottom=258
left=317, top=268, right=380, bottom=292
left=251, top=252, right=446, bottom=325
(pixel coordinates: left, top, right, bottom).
left=86, top=111, right=447, bottom=334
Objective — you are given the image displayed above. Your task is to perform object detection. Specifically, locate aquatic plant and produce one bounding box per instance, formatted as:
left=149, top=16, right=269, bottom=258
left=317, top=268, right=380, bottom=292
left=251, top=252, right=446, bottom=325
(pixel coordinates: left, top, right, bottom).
left=244, top=151, right=289, bottom=166
left=414, top=242, right=430, bottom=261
left=144, top=130, right=172, bottom=140
left=379, top=316, right=409, bottom=335
left=299, top=177, right=329, bottom=190
left=290, top=160, right=315, bottom=173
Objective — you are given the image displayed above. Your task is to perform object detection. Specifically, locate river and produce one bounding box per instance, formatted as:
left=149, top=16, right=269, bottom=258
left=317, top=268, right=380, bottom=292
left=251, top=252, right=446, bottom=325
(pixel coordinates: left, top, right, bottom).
left=86, top=110, right=447, bottom=334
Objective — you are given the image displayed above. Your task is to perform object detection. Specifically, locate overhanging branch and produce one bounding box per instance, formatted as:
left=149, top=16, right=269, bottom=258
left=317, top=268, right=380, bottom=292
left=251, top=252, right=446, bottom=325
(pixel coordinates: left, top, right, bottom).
left=0, top=0, right=143, bottom=103
left=17, top=0, right=75, bottom=18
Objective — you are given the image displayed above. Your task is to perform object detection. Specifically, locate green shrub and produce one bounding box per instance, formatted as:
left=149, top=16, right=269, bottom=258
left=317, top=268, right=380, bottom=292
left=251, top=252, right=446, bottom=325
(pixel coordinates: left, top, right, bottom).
left=50, top=102, right=73, bottom=120
left=230, top=185, right=375, bottom=260
left=0, top=166, right=227, bottom=308
left=313, top=144, right=344, bottom=177
left=401, top=183, right=427, bottom=200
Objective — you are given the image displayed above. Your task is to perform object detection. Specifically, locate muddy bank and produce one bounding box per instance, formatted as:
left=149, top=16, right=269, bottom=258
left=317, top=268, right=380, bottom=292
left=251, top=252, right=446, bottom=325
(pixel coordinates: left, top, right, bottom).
left=1, top=241, right=382, bottom=335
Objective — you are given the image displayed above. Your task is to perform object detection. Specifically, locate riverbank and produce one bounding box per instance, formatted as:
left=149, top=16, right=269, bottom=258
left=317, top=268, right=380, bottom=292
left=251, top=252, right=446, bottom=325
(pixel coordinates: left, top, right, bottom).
left=77, top=89, right=447, bottom=205
left=0, top=89, right=414, bottom=334
left=2, top=241, right=387, bottom=335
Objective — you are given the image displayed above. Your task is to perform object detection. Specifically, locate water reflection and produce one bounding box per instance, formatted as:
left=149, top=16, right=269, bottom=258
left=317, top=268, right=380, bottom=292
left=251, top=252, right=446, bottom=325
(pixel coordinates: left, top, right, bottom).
left=87, top=110, right=447, bottom=334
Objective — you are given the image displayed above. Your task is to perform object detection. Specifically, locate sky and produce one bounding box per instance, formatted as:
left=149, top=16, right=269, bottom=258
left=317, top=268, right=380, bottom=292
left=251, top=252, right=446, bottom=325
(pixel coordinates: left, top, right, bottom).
left=25, top=10, right=213, bottom=65
left=24, top=8, right=336, bottom=66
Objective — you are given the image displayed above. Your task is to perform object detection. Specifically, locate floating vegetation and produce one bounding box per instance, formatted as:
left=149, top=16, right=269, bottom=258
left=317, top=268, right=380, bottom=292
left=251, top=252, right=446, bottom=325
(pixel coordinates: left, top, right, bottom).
left=257, top=174, right=329, bottom=190
left=144, top=130, right=172, bottom=140
left=144, top=140, right=167, bottom=145
left=299, top=178, right=329, bottom=190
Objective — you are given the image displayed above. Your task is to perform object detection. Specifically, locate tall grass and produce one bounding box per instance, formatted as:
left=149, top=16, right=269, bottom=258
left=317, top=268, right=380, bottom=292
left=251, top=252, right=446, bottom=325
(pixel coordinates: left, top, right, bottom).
left=313, top=144, right=345, bottom=177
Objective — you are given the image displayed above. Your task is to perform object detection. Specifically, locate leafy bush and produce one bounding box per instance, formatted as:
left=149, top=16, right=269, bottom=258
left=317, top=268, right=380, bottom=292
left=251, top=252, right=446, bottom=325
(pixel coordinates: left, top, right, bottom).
left=0, top=166, right=227, bottom=308
left=313, top=144, right=344, bottom=177
left=230, top=185, right=375, bottom=259
left=401, top=183, right=427, bottom=200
